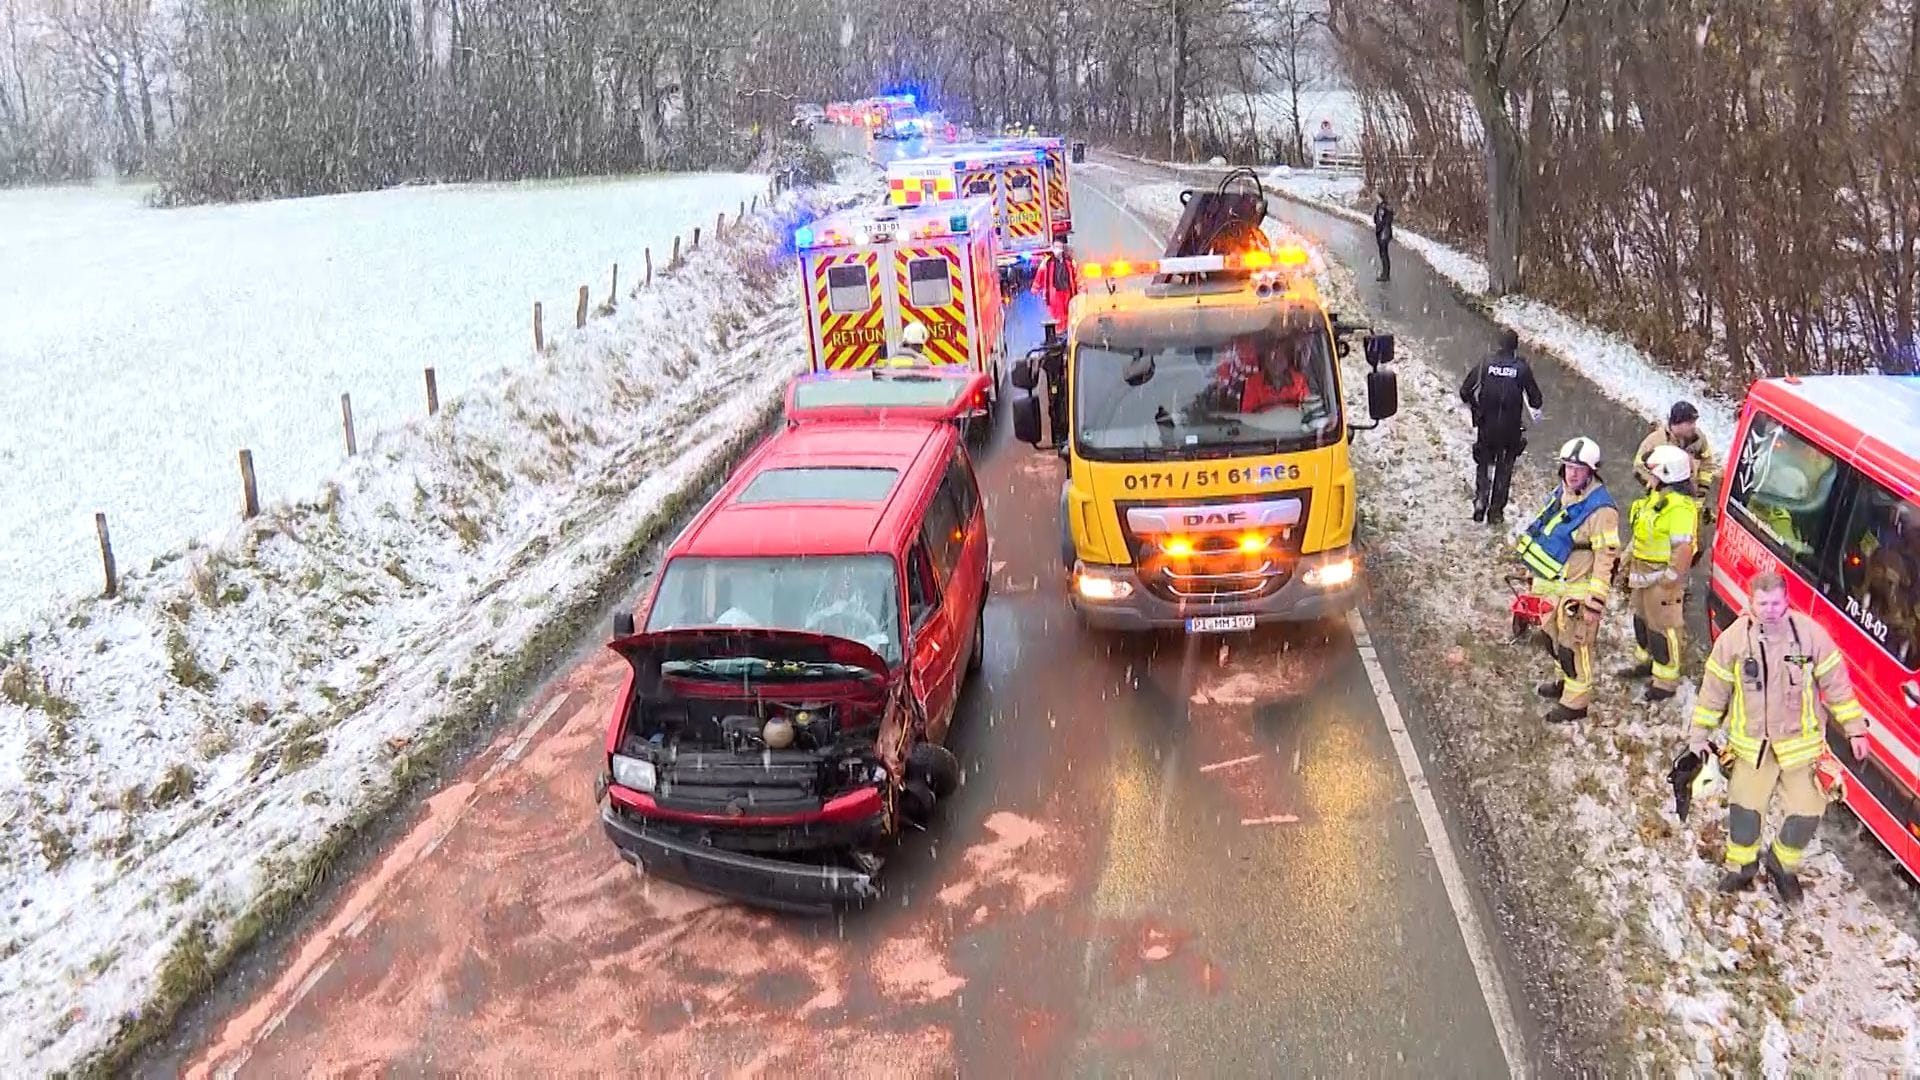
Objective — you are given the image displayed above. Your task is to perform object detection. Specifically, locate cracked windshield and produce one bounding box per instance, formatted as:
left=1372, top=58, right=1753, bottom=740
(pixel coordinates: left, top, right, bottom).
left=1, top=0, right=1916, bottom=1075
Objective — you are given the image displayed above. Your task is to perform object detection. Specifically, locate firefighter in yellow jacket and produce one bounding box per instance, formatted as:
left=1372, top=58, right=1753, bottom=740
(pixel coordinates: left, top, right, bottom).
left=1620, top=444, right=1700, bottom=702
left=1691, top=572, right=1870, bottom=902
left=1514, top=436, right=1622, bottom=724
left=1633, top=401, right=1720, bottom=493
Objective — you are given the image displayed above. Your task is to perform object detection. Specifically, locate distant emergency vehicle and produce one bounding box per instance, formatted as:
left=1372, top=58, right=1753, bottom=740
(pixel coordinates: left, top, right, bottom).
left=959, top=136, right=1072, bottom=239
left=1706, top=374, right=1920, bottom=880
left=886, top=147, right=1055, bottom=270
left=794, top=199, right=1006, bottom=392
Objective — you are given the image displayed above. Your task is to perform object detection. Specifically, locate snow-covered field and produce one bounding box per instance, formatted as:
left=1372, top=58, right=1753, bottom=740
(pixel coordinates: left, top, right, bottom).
left=0, top=164, right=870, bottom=1076
left=1110, top=174, right=1920, bottom=1074
left=0, top=170, right=767, bottom=638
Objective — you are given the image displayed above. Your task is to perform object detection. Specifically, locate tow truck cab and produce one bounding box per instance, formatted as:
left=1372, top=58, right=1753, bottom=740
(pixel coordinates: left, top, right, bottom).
left=1010, top=170, right=1399, bottom=633
left=598, top=418, right=989, bottom=910
left=1706, top=374, right=1920, bottom=880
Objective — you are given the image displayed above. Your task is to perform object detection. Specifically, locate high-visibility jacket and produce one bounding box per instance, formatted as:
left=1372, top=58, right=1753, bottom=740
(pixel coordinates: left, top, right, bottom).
left=1515, top=483, right=1621, bottom=600
left=1692, top=611, right=1868, bottom=768
left=1628, top=489, right=1699, bottom=568
left=1633, top=424, right=1720, bottom=491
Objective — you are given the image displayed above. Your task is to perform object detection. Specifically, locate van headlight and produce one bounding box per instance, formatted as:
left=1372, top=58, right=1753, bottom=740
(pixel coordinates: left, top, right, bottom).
left=1074, top=563, right=1134, bottom=601
left=611, top=754, right=657, bottom=793
left=1304, top=557, right=1356, bottom=588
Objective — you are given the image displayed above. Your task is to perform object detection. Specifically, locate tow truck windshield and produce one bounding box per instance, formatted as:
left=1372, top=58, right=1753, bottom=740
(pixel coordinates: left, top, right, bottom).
left=1073, top=303, right=1339, bottom=461
left=645, top=554, right=902, bottom=662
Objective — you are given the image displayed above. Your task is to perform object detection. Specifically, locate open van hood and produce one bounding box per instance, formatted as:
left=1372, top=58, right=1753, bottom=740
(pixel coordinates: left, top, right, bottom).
left=610, top=627, right=893, bottom=684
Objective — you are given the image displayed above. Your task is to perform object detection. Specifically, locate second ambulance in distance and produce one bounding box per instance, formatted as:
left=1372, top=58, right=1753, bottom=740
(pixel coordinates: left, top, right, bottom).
left=1013, top=171, right=1399, bottom=633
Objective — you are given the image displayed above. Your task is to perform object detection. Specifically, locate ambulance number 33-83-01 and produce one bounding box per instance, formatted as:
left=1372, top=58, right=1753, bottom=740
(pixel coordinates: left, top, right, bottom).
left=1122, top=464, right=1302, bottom=492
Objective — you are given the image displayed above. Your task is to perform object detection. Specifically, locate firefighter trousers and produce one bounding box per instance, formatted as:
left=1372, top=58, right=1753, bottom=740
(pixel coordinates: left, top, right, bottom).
left=1630, top=576, right=1686, bottom=691
left=1725, top=750, right=1826, bottom=872
left=1550, top=598, right=1599, bottom=709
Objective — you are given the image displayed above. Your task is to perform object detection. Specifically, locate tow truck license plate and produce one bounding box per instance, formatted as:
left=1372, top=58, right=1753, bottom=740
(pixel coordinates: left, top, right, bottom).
left=1186, top=615, right=1256, bottom=633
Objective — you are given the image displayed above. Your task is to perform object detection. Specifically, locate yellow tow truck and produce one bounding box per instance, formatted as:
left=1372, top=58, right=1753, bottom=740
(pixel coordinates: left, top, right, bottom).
left=1010, top=170, right=1399, bottom=633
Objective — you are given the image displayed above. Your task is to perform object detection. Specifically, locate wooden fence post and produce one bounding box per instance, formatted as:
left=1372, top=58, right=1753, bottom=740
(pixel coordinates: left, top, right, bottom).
left=750, top=194, right=758, bottom=214
left=645, top=248, right=653, bottom=286
left=576, top=285, right=589, bottom=329
left=716, top=210, right=725, bottom=239
left=238, top=449, right=260, bottom=519
left=609, top=263, right=619, bottom=305
left=341, top=393, right=357, bottom=456
left=533, top=302, right=545, bottom=352
left=671, top=235, right=681, bottom=267
left=738, top=198, right=745, bottom=222
left=425, top=367, right=440, bottom=415
left=95, top=512, right=117, bottom=598
left=692, top=225, right=702, bottom=249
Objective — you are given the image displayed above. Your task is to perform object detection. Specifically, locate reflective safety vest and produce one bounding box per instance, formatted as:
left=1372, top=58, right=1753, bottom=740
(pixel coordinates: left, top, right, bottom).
left=1629, top=489, right=1699, bottom=565
left=1516, top=484, right=1616, bottom=581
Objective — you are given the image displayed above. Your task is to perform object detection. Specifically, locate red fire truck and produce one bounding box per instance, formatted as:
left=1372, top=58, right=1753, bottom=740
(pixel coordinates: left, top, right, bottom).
left=1706, top=374, right=1920, bottom=880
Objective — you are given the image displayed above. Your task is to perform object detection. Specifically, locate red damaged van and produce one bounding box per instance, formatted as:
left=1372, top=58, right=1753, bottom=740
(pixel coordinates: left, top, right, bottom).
left=1707, top=374, right=1920, bottom=881
left=598, top=417, right=989, bottom=910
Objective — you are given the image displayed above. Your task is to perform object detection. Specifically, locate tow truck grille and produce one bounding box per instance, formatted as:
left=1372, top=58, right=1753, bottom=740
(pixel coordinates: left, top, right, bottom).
left=1115, top=491, right=1312, bottom=604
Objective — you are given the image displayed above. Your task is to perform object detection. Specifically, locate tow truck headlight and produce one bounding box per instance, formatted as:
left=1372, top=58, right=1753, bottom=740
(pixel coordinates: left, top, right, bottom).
left=1074, top=563, right=1134, bottom=601
left=1304, top=557, right=1356, bottom=588
left=611, top=754, right=657, bottom=793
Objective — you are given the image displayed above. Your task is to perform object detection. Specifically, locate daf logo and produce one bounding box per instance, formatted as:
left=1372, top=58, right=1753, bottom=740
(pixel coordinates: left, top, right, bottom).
left=1182, top=511, right=1248, bottom=528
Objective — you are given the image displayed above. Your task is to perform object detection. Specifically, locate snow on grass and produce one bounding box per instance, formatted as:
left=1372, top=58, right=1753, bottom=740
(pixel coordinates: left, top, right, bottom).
left=0, top=162, right=877, bottom=1076
left=0, top=170, right=770, bottom=640
left=1261, top=171, right=1741, bottom=454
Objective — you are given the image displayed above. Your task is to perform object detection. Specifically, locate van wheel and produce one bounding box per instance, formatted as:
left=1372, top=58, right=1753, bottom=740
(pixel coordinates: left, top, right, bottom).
left=909, top=742, right=962, bottom=799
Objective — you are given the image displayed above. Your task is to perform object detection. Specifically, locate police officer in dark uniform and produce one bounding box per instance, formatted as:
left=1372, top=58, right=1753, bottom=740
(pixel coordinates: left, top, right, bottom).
left=1460, top=327, right=1545, bottom=523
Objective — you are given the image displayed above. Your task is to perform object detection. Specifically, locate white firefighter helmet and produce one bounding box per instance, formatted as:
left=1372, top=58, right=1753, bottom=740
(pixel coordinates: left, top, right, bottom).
left=1646, top=443, right=1693, bottom=484
left=902, top=322, right=930, bottom=347
left=1558, top=436, right=1603, bottom=470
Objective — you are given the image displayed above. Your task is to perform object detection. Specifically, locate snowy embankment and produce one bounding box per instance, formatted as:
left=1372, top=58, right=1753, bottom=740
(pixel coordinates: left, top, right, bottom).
left=0, top=170, right=767, bottom=639
left=1111, top=174, right=1920, bottom=1074
left=0, top=163, right=873, bottom=1076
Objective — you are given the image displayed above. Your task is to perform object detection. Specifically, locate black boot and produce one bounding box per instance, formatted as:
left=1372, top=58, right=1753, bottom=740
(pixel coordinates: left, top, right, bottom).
left=1616, top=660, right=1654, bottom=679
left=1535, top=680, right=1564, bottom=699
left=1717, top=861, right=1759, bottom=893
left=1764, top=849, right=1804, bottom=905
left=1641, top=685, right=1677, bottom=704
left=1544, top=703, right=1587, bottom=724
left=1472, top=502, right=1487, bottom=523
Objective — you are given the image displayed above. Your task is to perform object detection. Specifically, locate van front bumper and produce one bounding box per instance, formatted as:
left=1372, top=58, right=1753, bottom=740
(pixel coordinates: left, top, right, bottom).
left=1069, top=547, right=1361, bottom=631
left=600, top=798, right=883, bottom=913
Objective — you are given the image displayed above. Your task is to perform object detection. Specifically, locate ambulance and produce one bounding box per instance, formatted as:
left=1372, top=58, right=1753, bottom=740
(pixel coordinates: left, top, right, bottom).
left=977, top=136, right=1072, bottom=239
left=794, top=198, right=1007, bottom=396
left=886, top=147, right=1055, bottom=275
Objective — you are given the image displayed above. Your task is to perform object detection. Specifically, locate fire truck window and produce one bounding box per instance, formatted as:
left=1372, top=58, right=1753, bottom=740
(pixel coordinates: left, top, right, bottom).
left=1834, top=477, right=1920, bottom=669
left=1726, top=412, right=1842, bottom=576
left=827, top=264, right=871, bottom=315
left=907, top=258, right=953, bottom=308
left=965, top=177, right=992, bottom=196
left=1008, top=174, right=1036, bottom=201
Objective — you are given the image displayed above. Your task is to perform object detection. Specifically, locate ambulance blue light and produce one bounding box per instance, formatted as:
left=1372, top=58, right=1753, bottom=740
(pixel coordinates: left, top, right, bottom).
left=949, top=213, right=969, bottom=232
left=794, top=226, right=814, bottom=248
left=1034, top=150, right=1047, bottom=162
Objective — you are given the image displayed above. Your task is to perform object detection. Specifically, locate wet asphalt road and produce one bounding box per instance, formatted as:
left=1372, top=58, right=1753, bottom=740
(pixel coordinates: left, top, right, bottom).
left=178, top=133, right=1512, bottom=1077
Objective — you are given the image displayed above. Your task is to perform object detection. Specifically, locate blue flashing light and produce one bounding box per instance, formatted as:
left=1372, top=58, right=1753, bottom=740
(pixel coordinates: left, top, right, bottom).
left=1035, top=150, right=1047, bottom=162
left=949, top=213, right=969, bottom=232
left=794, top=226, right=814, bottom=248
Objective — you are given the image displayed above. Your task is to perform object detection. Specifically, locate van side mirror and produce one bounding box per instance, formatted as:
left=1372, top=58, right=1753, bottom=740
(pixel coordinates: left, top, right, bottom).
left=1367, top=364, right=1399, bottom=421
left=1009, top=357, right=1038, bottom=392
left=1011, top=393, right=1043, bottom=445
left=613, top=611, right=636, bottom=637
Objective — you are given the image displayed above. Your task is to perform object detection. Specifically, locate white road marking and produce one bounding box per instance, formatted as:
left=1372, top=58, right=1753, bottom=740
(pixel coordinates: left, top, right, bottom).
left=1079, top=175, right=1167, bottom=249
left=1347, top=608, right=1527, bottom=1079
left=1238, top=814, right=1301, bottom=827
left=1200, top=753, right=1263, bottom=773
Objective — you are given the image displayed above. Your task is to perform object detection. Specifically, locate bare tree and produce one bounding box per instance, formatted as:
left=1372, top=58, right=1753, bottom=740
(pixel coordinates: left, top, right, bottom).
left=1256, top=0, right=1327, bottom=165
